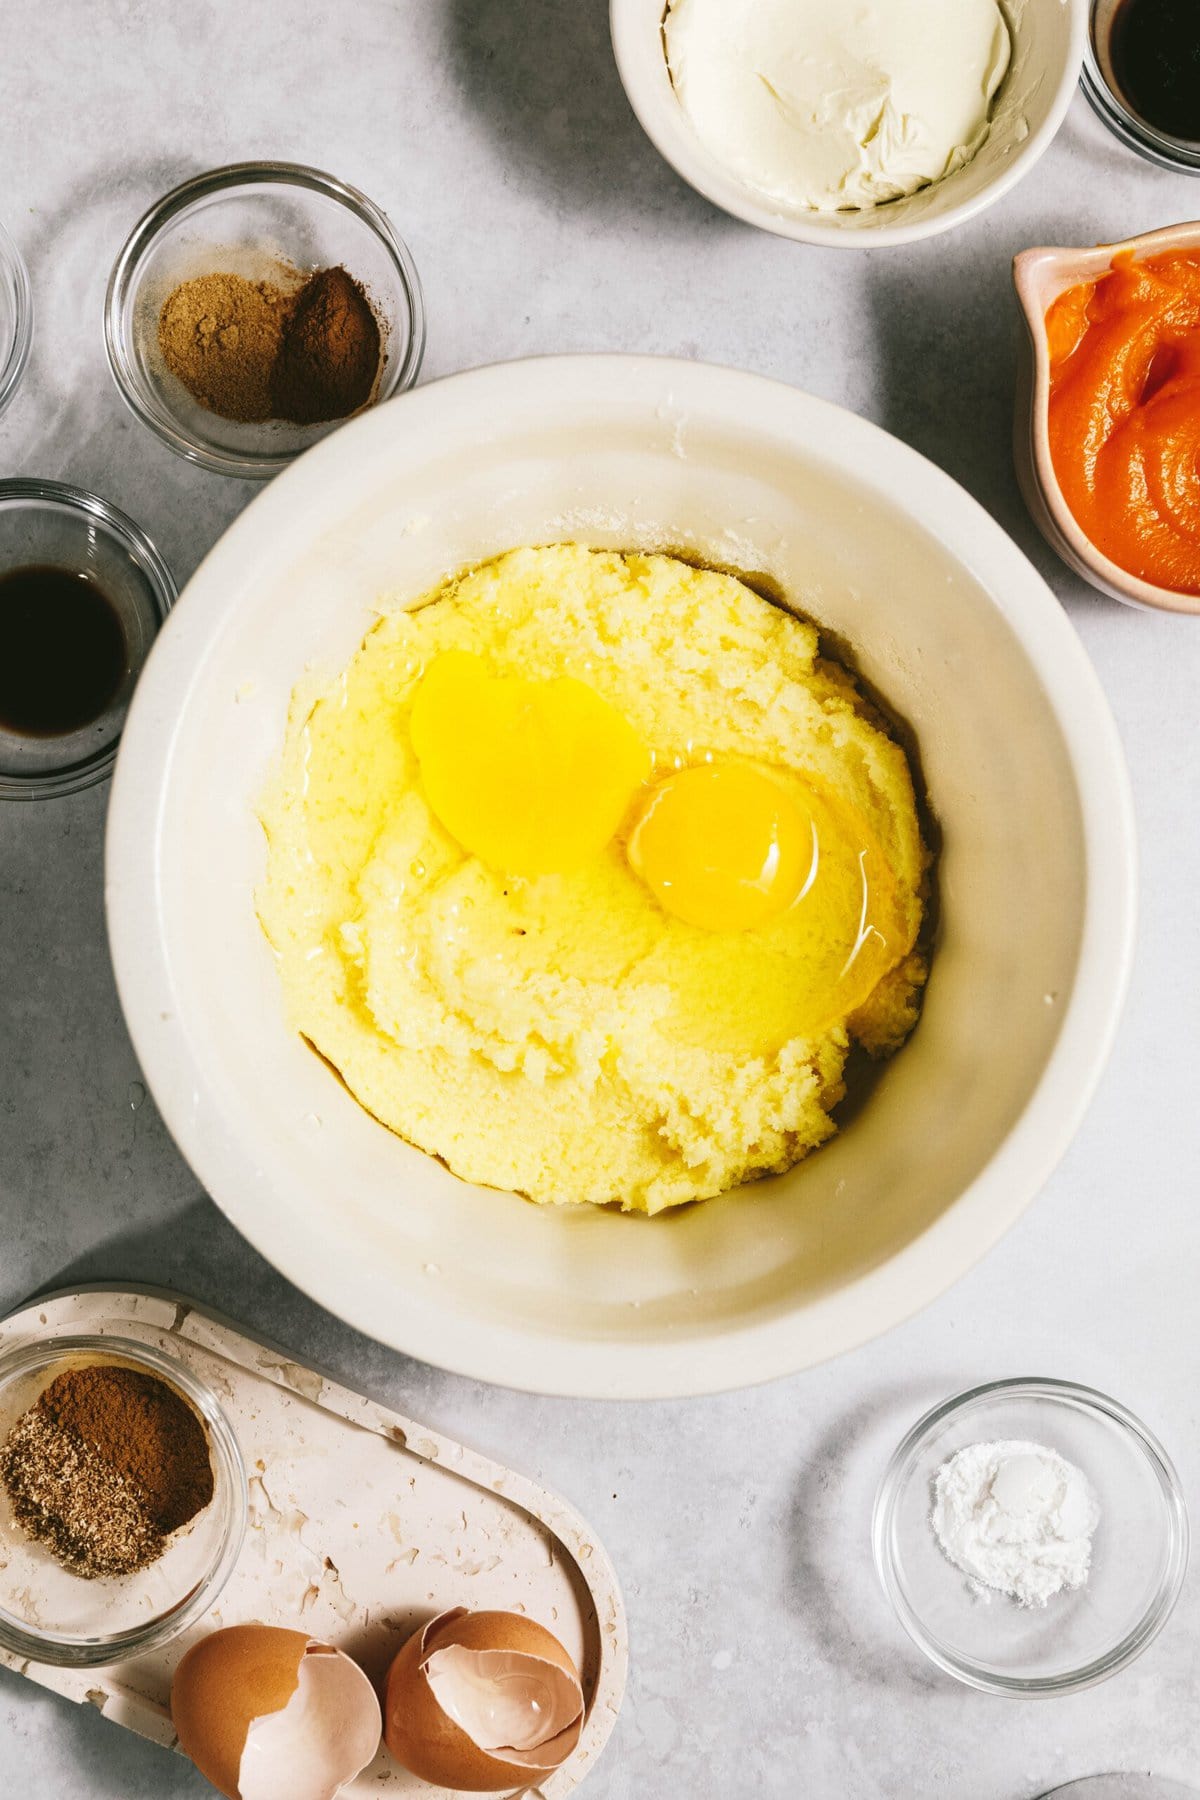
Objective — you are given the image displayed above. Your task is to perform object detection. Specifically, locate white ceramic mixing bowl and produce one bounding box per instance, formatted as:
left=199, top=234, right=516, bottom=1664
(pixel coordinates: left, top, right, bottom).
left=611, top=0, right=1086, bottom=248
left=106, top=357, right=1135, bottom=1398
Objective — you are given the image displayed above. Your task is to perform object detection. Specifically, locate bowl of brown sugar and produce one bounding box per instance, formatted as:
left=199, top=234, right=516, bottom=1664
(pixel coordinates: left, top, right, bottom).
left=105, top=162, right=425, bottom=478
left=0, top=1335, right=245, bottom=1666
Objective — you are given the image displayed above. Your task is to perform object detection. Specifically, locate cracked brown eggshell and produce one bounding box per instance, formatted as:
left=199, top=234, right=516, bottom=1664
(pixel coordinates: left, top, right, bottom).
left=171, top=1623, right=381, bottom=1800
left=384, top=1606, right=585, bottom=1791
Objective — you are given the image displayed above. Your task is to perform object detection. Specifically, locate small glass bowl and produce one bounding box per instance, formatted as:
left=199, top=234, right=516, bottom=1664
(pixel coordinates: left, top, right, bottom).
left=0, top=1334, right=246, bottom=1667
left=105, top=161, right=426, bottom=478
left=1083, top=1, right=1200, bottom=173
left=0, top=480, right=176, bottom=800
left=873, top=1378, right=1188, bottom=1696
left=0, top=220, right=32, bottom=419
left=1039, top=1783, right=1200, bottom=1799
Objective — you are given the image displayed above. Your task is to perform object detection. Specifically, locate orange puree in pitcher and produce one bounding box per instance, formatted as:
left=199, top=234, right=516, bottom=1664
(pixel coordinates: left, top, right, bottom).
left=1047, top=250, right=1200, bottom=595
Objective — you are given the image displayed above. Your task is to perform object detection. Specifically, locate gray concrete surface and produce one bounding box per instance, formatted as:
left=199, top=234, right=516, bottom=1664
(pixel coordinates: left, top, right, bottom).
left=2, top=3, right=1199, bottom=1794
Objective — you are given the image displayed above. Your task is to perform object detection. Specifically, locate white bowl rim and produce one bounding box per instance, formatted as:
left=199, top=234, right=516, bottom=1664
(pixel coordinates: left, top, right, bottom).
left=105, top=353, right=1136, bottom=1399
left=609, top=0, right=1088, bottom=249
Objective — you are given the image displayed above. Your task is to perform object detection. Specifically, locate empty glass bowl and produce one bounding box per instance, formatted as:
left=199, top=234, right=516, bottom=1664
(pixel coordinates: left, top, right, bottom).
left=105, top=161, right=426, bottom=478
left=874, top=1378, right=1188, bottom=1695
left=0, top=480, right=175, bottom=800
left=0, top=219, right=32, bottom=419
left=0, top=1335, right=246, bottom=1667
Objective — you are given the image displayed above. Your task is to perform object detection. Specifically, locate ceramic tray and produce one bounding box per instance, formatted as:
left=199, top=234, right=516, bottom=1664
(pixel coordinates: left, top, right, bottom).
left=0, top=1286, right=626, bottom=1797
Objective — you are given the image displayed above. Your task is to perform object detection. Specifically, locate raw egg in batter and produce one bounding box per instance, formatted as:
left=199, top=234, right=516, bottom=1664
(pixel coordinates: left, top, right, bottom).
left=411, top=650, right=650, bottom=876
left=627, top=760, right=904, bottom=1043
left=626, top=760, right=813, bottom=933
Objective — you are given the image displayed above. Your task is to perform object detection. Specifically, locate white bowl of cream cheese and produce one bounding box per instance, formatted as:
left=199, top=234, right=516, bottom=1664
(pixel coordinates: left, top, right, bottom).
left=106, top=356, right=1134, bottom=1398
left=611, top=0, right=1086, bottom=246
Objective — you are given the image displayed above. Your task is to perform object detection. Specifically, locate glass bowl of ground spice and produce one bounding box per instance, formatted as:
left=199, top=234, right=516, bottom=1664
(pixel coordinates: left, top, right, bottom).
left=0, top=1335, right=245, bottom=1666
left=105, top=162, right=425, bottom=478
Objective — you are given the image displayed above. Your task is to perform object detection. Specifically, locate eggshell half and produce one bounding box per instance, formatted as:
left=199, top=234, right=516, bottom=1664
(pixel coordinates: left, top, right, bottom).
left=172, top=1624, right=381, bottom=1800
left=384, top=1607, right=584, bottom=1792
left=173, top=1625, right=311, bottom=1800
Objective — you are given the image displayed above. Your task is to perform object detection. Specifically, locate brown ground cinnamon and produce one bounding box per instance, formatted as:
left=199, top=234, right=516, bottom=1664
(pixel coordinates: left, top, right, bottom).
left=271, top=265, right=382, bottom=424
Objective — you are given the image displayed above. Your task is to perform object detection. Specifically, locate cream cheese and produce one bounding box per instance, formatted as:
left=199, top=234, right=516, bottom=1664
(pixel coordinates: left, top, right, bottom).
left=664, top=0, right=1012, bottom=214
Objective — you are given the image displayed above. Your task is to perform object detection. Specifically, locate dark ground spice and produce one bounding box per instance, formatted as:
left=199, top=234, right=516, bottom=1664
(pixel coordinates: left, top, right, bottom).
left=39, top=1365, right=213, bottom=1533
left=271, top=265, right=382, bottom=424
left=0, top=1362, right=214, bottom=1579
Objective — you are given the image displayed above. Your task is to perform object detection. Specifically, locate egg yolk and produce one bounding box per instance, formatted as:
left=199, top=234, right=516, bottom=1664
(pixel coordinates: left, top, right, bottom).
left=410, top=651, right=651, bottom=876
left=627, top=761, right=814, bottom=933
left=627, top=759, right=904, bottom=1028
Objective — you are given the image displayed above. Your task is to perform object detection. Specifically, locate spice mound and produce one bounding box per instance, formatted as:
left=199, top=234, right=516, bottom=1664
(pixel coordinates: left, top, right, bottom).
left=158, top=264, right=382, bottom=427
left=0, top=1363, right=215, bottom=1579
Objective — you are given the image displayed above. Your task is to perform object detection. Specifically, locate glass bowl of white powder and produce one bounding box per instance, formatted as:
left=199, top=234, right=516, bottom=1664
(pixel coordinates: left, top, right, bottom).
left=873, top=1378, right=1188, bottom=1694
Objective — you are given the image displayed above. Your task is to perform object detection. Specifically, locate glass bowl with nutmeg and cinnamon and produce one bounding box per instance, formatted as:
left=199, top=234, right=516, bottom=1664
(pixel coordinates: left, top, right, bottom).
left=0, top=1335, right=245, bottom=1666
left=105, top=162, right=425, bottom=478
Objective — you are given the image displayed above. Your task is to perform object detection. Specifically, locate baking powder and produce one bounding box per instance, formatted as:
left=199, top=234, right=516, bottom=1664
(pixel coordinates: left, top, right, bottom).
left=931, top=1439, right=1100, bottom=1607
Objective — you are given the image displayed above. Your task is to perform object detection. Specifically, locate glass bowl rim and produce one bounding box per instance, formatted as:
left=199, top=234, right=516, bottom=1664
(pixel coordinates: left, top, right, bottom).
left=0, top=477, right=177, bottom=802
left=103, top=159, right=427, bottom=478
left=0, top=1331, right=247, bottom=1667
left=872, top=1375, right=1190, bottom=1697
left=1082, top=12, right=1200, bottom=173
left=0, top=218, right=33, bottom=420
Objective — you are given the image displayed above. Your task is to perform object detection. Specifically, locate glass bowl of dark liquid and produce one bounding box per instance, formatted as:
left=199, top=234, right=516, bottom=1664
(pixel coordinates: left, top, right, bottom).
left=0, top=481, right=175, bottom=800
left=1084, top=0, right=1200, bottom=171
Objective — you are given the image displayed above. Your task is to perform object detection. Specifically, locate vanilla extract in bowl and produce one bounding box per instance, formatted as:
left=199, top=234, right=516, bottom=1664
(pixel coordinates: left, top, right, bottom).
left=1107, top=0, right=1200, bottom=141
left=0, top=564, right=127, bottom=737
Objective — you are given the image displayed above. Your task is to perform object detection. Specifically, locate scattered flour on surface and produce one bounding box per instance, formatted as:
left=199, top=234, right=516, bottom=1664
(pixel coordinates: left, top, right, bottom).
left=931, top=1439, right=1100, bottom=1607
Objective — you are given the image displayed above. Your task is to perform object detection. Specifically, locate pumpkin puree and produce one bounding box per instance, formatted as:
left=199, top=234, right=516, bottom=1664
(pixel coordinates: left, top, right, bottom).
left=1047, top=249, right=1200, bottom=596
